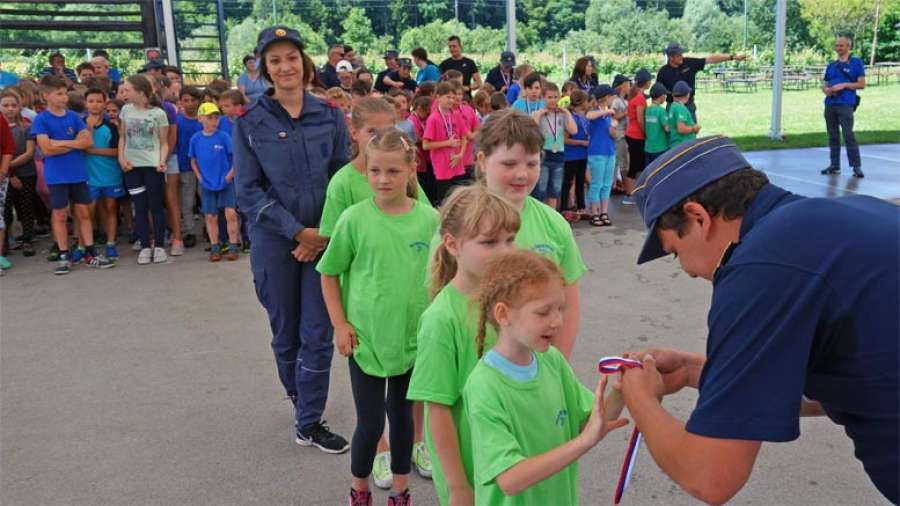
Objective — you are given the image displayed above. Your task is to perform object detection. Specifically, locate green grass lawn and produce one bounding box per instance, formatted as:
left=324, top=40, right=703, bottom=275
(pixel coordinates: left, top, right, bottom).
left=694, top=82, right=900, bottom=151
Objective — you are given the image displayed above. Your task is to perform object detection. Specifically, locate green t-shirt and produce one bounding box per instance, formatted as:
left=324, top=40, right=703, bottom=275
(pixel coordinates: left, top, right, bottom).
left=667, top=101, right=696, bottom=148
left=319, top=163, right=432, bottom=237
left=120, top=103, right=168, bottom=168
left=407, top=284, right=498, bottom=506
left=643, top=104, right=670, bottom=154
left=317, top=198, right=440, bottom=377
left=517, top=197, right=587, bottom=284
left=463, top=346, right=594, bottom=506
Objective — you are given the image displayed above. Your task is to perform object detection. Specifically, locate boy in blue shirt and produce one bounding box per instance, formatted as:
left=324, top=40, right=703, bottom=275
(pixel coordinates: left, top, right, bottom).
left=84, top=87, right=123, bottom=260
left=511, top=72, right=545, bottom=117
left=189, top=102, right=239, bottom=262
left=31, top=76, right=113, bottom=274
left=175, top=86, right=203, bottom=248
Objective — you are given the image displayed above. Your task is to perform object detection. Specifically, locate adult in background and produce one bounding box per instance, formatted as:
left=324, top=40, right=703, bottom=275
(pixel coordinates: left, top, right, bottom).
left=318, top=44, right=345, bottom=89
left=439, top=36, right=482, bottom=96
left=622, top=136, right=899, bottom=505
left=90, top=55, right=119, bottom=96
left=570, top=56, right=598, bottom=93
left=0, top=62, right=19, bottom=90
left=485, top=51, right=516, bottom=94
left=411, top=48, right=440, bottom=85
left=655, top=42, right=745, bottom=120
left=91, top=50, right=122, bottom=85
left=382, top=58, right=417, bottom=93
left=820, top=35, right=865, bottom=178
left=40, top=53, right=76, bottom=87
left=238, top=54, right=271, bottom=103
left=374, top=50, right=400, bottom=94
left=234, top=25, right=352, bottom=454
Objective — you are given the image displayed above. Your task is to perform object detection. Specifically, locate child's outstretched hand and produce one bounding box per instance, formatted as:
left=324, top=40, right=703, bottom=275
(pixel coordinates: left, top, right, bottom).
left=335, top=323, right=358, bottom=357
left=580, top=375, right=629, bottom=447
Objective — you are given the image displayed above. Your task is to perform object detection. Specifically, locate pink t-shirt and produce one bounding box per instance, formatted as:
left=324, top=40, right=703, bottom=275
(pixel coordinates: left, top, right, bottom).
left=456, top=104, right=480, bottom=167
left=423, top=107, right=466, bottom=181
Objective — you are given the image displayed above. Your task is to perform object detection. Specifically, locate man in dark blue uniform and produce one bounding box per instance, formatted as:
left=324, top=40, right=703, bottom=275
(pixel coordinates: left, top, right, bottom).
left=620, top=136, right=899, bottom=504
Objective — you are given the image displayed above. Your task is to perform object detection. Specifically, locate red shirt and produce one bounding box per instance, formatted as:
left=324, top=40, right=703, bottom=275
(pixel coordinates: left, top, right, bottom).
left=625, top=93, right=648, bottom=140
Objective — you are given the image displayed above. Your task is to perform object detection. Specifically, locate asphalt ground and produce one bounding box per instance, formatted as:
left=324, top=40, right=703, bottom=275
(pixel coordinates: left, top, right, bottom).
left=2, top=144, right=896, bottom=505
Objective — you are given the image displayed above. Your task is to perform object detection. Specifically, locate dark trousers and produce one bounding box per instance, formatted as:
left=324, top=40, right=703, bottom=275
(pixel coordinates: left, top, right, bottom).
left=824, top=104, right=861, bottom=169
left=4, top=175, right=37, bottom=242
left=123, top=167, right=167, bottom=247
left=250, top=228, right=333, bottom=428
left=348, top=356, right=413, bottom=479
left=561, top=159, right=587, bottom=211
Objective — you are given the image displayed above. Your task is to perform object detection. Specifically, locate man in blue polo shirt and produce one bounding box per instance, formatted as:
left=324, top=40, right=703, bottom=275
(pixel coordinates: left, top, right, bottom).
left=821, top=35, right=866, bottom=178
left=620, top=136, right=899, bottom=505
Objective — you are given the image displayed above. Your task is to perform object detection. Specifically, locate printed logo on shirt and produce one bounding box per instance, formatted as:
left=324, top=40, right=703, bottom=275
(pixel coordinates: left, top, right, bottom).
left=67, top=126, right=74, bottom=135
left=531, top=243, right=555, bottom=256
left=555, top=409, right=569, bottom=426
left=213, top=143, right=225, bottom=151
left=409, top=240, right=429, bottom=252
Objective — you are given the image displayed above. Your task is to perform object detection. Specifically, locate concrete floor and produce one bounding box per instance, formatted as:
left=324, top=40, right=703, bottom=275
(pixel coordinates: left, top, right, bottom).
left=1, top=144, right=895, bottom=505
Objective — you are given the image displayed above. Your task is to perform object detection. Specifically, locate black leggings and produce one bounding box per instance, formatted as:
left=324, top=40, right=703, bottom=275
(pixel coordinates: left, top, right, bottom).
left=625, top=137, right=646, bottom=179
left=349, top=356, right=414, bottom=479
left=123, top=167, right=167, bottom=247
left=4, top=175, right=37, bottom=241
left=560, top=159, right=587, bottom=211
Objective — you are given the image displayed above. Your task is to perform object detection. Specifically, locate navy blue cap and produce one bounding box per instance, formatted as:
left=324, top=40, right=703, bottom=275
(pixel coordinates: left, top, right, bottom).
left=591, top=84, right=615, bottom=99
left=632, top=136, right=752, bottom=264
left=612, top=74, right=631, bottom=89
left=649, top=82, right=669, bottom=98
left=383, top=50, right=399, bottom=59
left=672, top=80, right=692, bottom=96
left=256, top=26, right=304, bottom=56
left=141, top=59, right=164, bottom=72
left=635, top=68, right=652, bottom=85
left=500, top=51, right=516, bottom=66
left=665, top=42, right=685, bottom=56
left=398, top=57, right=413, bottom=68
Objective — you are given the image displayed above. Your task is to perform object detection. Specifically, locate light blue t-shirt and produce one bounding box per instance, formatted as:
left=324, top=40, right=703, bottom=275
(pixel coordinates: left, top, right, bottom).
left=86, top=121, right=122, bottom=188
left=511, top=98, right=545, bottom=117
left=416, top=64, right=441, bottom=85
left=237, top=73, right=270, bottom=103
left=483, top=349, right=539, bottom=382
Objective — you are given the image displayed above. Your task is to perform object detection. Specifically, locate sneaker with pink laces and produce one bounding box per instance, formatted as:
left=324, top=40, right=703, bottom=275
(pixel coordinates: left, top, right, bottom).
left=349, top=488, right=372, bottom=506
left=387, top=489, right=412, bottom=506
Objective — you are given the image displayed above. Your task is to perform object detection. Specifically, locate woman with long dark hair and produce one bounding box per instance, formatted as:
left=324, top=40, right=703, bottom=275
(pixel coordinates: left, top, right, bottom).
left=571, top=56, right=598, bottom=93
left=234, top=26, right=351, bottom=454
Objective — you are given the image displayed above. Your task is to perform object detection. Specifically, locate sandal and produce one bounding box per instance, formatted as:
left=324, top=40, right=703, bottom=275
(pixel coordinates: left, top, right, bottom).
left=599, top=213, right=612, bottom=226
left=590, top=215, right=605, bottom=227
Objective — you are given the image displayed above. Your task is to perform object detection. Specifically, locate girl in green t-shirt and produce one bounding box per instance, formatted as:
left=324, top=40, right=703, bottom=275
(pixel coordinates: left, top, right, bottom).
left=317, top=128, right=439, bottom=506
left=475, top=109, right=587, bottom=359
left=463, top=250, right=629, bottom=505
left=407, top=185, right=521, bottom=506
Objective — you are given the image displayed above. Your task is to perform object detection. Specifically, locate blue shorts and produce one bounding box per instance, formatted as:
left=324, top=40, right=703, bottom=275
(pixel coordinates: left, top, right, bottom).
left=49, top=182, right=92, bottom=210
left=88, top=184, right=126, bottom=201
left=200, top=184, right=236, bottom=214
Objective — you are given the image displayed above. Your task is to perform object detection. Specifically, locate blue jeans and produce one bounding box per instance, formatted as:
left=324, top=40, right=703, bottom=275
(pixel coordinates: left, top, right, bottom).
left=588, top=155, right=616, bottom=205
left=250, top=228, right=334, bottom=428
left=535, top=151, right=565, bottom=200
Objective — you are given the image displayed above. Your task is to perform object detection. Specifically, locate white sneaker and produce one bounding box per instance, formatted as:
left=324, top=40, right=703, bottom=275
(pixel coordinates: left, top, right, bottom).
left=132, top=239, right=142, bottom=252
left=152, top=247, right=168, bottom=264
left=137, top=248, right=153, bottom=264
left=170, top=242, right=185, bottom=256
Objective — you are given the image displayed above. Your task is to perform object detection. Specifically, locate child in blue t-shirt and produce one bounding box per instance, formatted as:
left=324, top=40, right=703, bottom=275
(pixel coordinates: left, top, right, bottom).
left=510, top=73, right=545, bottom=117
left=584, top=84, right=618, bottom=227
left=188, top=102, right=238, bottom=262
left=175, top=86, right=203, bottom=248
left=31, top=76, right=113, bottom=273
left=84, top=88, right=123, bottom=260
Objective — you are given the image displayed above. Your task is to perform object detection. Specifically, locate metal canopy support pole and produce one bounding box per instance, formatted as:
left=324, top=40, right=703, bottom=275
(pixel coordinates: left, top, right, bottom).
left=506, top=0, right=516, bottom=53
left=768, top=0, right=786, bottom=140
left=160, top=0, right=178, bottom=67
left=140, top=0, right=159, bottom=49
left=216, top=0, right=230, bottom=80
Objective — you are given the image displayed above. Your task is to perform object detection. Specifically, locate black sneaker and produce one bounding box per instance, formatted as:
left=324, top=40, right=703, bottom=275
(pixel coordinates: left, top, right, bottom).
left=852, top=167, right=864, bottom=178
left=295, top=420, right=349, bottom=454
left=184, top=234, right=197, bottom=248
left=820, top=166, right=841, bottom=175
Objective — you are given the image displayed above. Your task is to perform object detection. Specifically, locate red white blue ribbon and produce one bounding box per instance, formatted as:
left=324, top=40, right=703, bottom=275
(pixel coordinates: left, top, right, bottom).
left=597, top=356, right=644, bottom=505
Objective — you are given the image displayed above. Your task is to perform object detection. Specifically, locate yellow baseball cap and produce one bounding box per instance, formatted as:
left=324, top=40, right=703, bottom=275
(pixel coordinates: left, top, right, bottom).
left=198, top=102, right=221, bottom=116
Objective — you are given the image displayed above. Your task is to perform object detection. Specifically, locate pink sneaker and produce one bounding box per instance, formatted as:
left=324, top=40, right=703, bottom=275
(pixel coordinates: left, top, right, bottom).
left=387, top=489, right=412, bottom=506
left=349, top=488, right=372, bottom=506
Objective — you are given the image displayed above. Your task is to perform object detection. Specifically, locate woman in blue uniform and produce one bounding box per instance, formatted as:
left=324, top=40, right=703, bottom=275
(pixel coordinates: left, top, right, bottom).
left=235, top=26, right=351, bottom=454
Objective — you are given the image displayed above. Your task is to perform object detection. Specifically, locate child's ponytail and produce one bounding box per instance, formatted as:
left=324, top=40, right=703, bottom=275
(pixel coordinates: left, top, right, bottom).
left=429, top=185, right=520, bottom=300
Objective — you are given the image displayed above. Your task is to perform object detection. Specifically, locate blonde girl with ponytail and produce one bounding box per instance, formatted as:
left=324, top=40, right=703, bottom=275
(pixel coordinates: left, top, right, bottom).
left=407, top=185, right=520, bottom=506
left=317, top=127, right=439, bottom=506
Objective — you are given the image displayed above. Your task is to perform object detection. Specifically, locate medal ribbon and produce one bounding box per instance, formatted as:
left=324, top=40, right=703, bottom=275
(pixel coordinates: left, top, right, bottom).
left=597, top=356, right=644, bottom=505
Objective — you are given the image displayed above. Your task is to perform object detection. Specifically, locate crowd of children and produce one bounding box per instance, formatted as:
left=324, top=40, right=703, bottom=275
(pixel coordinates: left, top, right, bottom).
left=0, top=40, right=695, bottom=505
